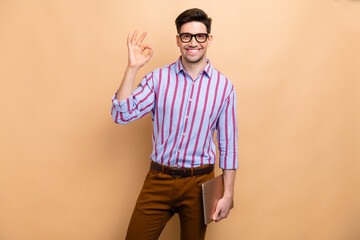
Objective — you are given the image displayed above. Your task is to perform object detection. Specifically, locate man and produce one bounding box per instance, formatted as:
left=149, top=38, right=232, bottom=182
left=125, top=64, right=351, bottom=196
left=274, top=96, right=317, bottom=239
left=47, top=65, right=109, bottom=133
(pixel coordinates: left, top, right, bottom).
left=111, top=8, right=238, bottom=240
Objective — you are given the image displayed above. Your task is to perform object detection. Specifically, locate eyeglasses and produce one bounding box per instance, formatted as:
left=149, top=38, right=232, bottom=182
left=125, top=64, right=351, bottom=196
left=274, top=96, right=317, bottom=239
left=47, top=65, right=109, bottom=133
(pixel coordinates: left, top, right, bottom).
left=178, top=33, right=209, bottom=43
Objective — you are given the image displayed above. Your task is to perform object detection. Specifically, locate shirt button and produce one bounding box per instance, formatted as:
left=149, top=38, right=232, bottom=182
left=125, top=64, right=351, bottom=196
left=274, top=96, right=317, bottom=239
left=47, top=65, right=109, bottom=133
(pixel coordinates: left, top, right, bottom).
left=177, top=149, right=181, bottom=153
left=182, top=132, right=185, bottom=136
left=186, top=116, right=189, bottom=119
left=175, top=164, right=178, bottom=167
left=189, top=98, right=192, bottom=101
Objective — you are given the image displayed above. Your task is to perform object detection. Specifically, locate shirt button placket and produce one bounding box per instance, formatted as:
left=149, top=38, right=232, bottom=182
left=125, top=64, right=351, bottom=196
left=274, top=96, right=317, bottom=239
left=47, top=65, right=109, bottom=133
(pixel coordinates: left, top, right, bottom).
left=176, top=77, right=194, bottom=168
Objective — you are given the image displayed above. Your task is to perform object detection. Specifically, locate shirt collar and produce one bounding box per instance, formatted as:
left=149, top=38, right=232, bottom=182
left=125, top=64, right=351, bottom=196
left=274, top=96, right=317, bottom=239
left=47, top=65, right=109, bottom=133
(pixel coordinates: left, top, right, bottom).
left=175, top=56, right=212, bottom=78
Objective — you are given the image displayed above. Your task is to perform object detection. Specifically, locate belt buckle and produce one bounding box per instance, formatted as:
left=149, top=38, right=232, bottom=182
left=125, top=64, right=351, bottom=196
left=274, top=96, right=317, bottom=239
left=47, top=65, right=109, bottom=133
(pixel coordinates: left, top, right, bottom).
left=172, top=168, right=183, bottom=178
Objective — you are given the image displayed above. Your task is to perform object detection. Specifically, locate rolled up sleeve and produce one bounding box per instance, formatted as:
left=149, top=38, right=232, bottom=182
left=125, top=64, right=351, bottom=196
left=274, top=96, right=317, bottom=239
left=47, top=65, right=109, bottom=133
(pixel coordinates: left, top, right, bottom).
left=111, top=72, right=155, bottom=124
left=216, top=86, right=238, bottom=169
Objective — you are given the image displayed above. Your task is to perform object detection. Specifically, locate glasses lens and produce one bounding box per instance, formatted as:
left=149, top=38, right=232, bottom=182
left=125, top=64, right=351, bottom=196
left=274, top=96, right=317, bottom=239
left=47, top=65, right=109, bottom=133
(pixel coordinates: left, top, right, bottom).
left=195, top=34, right=207, bottom=43
left=180, top=34, right=191, bottom=43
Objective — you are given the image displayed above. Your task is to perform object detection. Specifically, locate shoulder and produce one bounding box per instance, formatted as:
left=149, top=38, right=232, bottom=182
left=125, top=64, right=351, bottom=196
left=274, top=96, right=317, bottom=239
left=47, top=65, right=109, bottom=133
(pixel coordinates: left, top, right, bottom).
left=152, top=61, right=177, bottom=76
left=145, top=62, right=177, bottom=86
left=137, top=62, right=177, bottom=90
left=145, top=61, right=177, bottom=78
left=211, top=66, right=235, bottom=97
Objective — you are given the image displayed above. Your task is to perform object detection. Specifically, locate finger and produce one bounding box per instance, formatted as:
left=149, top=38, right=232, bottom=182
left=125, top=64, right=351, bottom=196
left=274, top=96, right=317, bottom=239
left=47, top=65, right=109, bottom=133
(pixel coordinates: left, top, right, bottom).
left=212, top=206, right=221, bottom=221
left=142, top=44, right=152, bottom=52
left=216, top=215, right=224, bottom=222
left=141, top=47, right=153, bottom=62
left=220, top=211, right=228, bottom=220
left=145, top=47, right=154, bottom=61
left=217, top=207, right=230, bottom=222
left=136, top=32, right=147, bottom=46
left=127, top=33, right=131, bottom=47
left=215, top=211, right=222, bottom=222
left=131, top=31, right=138, bottom=44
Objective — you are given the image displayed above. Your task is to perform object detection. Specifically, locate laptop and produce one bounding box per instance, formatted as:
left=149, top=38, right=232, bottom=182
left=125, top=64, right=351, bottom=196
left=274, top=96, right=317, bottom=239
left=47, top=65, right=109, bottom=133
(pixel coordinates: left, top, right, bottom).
left=202, top=174, right=234, bottom=225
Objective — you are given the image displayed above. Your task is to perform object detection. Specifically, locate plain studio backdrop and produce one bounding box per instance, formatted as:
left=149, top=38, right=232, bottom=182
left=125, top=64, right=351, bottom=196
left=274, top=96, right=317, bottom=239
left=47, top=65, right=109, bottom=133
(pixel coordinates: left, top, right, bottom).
left=0, top=0, right=359, bottom=240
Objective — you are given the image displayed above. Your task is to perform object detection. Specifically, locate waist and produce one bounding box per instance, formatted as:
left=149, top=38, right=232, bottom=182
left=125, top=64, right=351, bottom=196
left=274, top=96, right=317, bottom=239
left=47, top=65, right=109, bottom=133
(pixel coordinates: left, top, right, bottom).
left=150, top=161, right=214, bottom=178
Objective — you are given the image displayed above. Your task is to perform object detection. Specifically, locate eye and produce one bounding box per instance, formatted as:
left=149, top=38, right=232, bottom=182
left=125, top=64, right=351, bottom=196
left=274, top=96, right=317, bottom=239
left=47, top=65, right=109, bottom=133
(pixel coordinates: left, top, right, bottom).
left=181, top=34, right=191, bottom=41
left=196, top=34, right=207, bottom=40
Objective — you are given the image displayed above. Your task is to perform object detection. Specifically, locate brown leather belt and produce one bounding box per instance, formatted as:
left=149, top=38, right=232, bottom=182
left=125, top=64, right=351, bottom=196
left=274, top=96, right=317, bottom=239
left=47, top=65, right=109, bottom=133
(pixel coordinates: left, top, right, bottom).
left=150, top=161, right=214, bottom=178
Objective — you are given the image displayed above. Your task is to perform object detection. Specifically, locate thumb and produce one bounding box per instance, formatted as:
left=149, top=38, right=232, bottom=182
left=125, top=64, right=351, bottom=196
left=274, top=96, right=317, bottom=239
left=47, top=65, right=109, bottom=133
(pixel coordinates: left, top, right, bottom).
left=212, top=204, right=221, bottom=221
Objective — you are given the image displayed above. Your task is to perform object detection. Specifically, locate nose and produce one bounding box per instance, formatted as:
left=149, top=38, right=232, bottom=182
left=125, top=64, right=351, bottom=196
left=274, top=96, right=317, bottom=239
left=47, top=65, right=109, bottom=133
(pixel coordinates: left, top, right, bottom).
left=189, top=36, right=198, bottom=46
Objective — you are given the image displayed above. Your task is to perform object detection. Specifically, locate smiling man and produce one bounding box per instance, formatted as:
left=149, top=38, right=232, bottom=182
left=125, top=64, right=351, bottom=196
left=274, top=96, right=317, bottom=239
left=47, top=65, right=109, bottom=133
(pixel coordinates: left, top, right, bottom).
left=111, top=8, right=238, bottom=240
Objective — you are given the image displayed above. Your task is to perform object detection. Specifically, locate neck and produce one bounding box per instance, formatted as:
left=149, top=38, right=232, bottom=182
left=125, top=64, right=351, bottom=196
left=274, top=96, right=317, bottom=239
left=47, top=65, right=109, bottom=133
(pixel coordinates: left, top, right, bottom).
left=181, top=57, right=207, bottom=80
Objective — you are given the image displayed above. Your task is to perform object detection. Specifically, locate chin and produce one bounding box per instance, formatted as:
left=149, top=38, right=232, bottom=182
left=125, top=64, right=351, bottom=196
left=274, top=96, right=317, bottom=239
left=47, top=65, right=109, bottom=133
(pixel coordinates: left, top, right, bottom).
left=183, top=54, right=205, bottom=64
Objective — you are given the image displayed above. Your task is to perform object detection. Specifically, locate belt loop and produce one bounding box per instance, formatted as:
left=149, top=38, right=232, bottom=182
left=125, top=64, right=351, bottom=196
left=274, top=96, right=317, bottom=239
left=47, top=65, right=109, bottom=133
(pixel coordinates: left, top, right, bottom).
left=191, top=168, right=193, bottom=176
left=162, top=165, right=164, bottom=173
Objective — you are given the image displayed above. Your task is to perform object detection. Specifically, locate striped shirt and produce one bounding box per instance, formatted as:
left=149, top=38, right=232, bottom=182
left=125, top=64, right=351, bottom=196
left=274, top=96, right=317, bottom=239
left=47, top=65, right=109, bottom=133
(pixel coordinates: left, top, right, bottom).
left=111, top=57, right=238, bottom=169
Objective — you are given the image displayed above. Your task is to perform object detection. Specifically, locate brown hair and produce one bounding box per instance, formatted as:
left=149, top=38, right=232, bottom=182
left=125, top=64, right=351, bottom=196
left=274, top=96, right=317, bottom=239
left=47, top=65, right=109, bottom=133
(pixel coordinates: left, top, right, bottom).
left=175, top=8, right=212, bottom=34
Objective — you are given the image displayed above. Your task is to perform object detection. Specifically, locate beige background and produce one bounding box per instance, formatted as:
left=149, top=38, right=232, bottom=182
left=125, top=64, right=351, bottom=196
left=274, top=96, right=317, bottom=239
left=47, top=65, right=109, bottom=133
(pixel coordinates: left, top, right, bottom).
left=1, top=0, right=360, bottom=239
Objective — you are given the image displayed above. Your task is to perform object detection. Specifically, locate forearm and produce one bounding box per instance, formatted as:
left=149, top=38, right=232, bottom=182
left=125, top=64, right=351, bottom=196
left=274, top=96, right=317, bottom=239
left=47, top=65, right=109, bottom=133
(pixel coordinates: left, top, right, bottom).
left=116, top=66, right=139, bottom=102
left=222, top=169, right=236, bottom=200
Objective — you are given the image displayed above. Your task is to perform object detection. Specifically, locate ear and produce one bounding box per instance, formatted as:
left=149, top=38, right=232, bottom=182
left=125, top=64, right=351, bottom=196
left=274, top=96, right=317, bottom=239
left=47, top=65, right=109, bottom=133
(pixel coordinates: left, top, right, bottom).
left=176, top=34, right=180, bottom=47
left=207, top=34, right=213, bottom=47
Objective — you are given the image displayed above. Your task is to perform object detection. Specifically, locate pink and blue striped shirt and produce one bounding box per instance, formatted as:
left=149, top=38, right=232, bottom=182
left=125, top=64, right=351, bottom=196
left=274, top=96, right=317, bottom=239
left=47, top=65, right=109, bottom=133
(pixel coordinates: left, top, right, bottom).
left=111, top=57, right=238, bottom=170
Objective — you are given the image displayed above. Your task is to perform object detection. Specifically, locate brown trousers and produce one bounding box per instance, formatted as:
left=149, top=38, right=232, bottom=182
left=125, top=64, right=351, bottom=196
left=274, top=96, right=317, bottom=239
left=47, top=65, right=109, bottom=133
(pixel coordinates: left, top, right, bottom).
left=126, top=162, right=215, bottom=240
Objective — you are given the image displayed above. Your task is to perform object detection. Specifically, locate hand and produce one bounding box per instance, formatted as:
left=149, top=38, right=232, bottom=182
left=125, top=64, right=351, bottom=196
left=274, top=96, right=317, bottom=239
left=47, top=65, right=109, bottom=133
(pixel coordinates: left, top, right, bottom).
left=127, top=31, right=154, bottom=70
left=212, top=196, right=233, bottom=222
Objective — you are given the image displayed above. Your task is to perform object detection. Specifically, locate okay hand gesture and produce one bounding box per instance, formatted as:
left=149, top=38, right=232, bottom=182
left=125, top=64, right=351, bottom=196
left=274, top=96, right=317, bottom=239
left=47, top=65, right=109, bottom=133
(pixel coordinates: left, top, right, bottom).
left=127, top=31, right=154, bottom=70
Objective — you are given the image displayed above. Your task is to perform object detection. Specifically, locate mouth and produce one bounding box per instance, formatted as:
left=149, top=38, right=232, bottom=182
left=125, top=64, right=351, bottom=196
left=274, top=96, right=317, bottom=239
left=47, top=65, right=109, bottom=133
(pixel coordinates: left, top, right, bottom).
left=185, top=48, right=202, bottom=55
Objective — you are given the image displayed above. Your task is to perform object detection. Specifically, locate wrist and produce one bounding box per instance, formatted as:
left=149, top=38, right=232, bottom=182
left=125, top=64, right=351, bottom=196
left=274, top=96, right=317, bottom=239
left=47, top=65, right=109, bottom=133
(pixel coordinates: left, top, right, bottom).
left=223, top=192, right=233, bottom=200
left=126, top=65, right=140, bottom=73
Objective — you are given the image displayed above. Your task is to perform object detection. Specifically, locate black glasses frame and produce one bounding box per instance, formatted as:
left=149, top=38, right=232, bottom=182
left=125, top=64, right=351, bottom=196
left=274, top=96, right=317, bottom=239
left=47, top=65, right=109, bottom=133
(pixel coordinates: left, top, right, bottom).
left=178, top=33, right=209, bottom=43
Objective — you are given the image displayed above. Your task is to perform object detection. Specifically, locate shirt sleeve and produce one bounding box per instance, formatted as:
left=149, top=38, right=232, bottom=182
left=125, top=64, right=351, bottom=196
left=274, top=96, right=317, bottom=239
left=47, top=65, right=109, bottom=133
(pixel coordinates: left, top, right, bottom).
left=216, top=86, right=238, bottom=169
left=111, top=72, right=155, bottom=124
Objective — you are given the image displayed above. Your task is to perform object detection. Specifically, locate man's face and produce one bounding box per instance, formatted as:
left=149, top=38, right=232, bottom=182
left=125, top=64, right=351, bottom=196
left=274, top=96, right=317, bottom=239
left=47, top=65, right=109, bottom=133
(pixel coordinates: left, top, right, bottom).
left=176, top=21, right=213, bottom=64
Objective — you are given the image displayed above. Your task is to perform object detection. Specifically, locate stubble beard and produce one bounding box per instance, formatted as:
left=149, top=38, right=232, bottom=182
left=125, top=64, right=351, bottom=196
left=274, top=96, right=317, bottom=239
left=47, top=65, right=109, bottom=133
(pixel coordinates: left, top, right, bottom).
left=182, top=51, right=206, bottom=64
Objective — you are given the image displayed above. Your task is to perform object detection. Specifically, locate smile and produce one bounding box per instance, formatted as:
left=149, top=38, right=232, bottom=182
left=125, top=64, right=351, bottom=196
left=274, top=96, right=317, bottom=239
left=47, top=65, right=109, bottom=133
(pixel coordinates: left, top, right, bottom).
left=185, top=48, right=202, bottom=55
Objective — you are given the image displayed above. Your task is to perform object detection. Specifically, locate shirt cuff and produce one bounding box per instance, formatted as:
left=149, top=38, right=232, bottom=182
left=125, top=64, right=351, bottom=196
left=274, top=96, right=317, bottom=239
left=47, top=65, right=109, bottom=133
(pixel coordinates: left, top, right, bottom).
left=112, top=91, right=132, bottom=113
left=219, top=155, right=239, bottom=170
